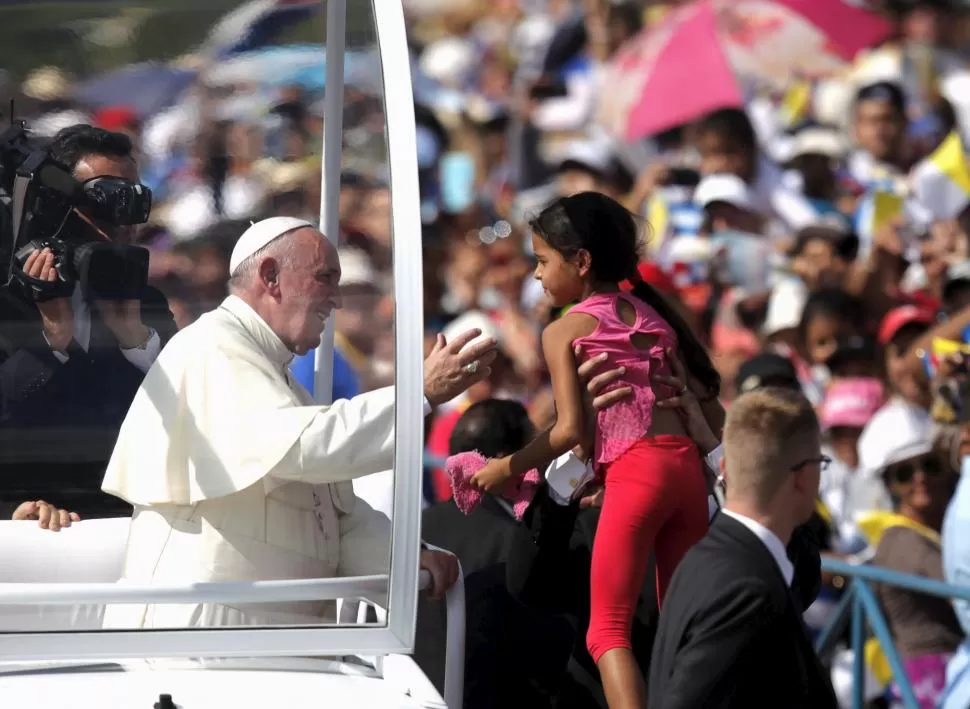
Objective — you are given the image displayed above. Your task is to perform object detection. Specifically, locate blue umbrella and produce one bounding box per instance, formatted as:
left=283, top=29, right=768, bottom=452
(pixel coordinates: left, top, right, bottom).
left=73, top=63, right=196, bottom=118
left=205, top=45, right=381, bottom=94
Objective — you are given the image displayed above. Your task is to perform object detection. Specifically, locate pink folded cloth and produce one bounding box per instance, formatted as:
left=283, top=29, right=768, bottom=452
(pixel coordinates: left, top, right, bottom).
left=446, top=451, right=542, bottom=520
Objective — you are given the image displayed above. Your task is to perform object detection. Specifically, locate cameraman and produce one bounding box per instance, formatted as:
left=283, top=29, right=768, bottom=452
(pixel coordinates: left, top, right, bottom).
left=0, top=125, right=176, bottom=519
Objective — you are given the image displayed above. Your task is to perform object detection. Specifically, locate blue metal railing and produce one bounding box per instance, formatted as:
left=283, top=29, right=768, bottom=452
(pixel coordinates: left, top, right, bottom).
left=816, top=558, right=970, bottom=709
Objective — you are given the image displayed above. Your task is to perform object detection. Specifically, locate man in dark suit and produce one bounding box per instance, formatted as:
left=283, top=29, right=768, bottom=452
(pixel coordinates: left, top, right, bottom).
left=0, top=125, right=176, bottom=521
left=416, top=399, right=573, bottom=709
left=648, top=387, right=837, bottom=709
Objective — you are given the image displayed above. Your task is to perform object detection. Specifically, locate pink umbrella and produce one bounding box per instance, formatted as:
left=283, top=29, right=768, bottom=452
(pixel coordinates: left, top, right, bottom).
left=599, top=0, right=894, bottom=142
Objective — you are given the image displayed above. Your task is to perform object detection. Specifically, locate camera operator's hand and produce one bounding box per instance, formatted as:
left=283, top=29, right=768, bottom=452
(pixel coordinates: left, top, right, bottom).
left=94, top=299, right=150, bottom=349
left=23, top=248, right=74, bottom=352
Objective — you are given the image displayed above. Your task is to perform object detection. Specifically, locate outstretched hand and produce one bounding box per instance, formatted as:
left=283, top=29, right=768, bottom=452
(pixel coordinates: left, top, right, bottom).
left=471, top=456, right=513, bottom=492
left=424, top=328, right=498, bottom=407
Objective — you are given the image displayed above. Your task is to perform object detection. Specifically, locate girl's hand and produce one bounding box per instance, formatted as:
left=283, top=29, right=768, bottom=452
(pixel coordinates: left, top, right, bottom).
left=471, top=457, right=514, bottom=492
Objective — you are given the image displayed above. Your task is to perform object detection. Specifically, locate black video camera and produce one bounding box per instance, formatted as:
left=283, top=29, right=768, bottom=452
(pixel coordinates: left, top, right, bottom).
left=0, top=116, right=153, bottom=303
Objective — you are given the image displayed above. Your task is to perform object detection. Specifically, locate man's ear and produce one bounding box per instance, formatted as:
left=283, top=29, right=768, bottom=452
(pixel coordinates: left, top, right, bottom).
left=258, top=258, right=281, bottom=294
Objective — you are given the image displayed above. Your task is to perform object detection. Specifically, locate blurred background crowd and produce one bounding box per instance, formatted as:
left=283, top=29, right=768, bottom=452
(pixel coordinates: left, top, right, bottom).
left=11, top=0, right=970, bottom=705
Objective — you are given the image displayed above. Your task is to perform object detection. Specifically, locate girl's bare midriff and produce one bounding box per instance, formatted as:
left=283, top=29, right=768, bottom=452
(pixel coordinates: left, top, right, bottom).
left=644, top=405, right=692, bottom=440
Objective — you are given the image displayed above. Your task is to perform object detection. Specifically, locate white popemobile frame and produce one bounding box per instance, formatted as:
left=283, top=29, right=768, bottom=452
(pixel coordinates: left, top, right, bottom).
left=0, top=0, right=461, bottom=704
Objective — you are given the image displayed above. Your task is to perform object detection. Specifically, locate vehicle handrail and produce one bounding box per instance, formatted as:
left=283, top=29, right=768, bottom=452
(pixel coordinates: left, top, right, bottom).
left=0, top=575, right=388, bottom=606
left=816, top=557, right=970, bottom=709
left=0, top=569, right=465, bottom=709
left=821, top=558, right=970, bottom=601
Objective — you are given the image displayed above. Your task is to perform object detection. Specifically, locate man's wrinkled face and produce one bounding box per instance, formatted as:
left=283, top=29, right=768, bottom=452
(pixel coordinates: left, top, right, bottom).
left=73, top=153, right=141, bottom=244
left=278, top=229, right=342, bottom=355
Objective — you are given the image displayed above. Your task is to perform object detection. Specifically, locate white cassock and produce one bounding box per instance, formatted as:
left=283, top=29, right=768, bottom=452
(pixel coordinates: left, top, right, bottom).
left=101, top=295, right=417, bottom=628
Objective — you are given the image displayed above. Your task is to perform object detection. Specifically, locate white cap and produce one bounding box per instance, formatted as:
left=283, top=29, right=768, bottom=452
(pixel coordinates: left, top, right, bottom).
left=338, top=247, right=377, bottom=288
left=419, top=37, right=477, bottom=89
left=441, top=310, right=502, bottom=349
left=693, top=174, right=754, bottom=210
left=761, top=277, right=808, bottom=336
left=558, top=137, right=614, bottom=175
left=858, top=400, right=934, bottom=477
left=229, top=217, right=316, bottom=276
left=947, top=259, right=970, bottom=285
left=789, top=128, right=848, bottom=160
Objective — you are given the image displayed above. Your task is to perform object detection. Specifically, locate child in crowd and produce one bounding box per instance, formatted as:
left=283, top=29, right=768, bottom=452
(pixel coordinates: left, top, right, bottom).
left=471, top=191, right=722, bottom=709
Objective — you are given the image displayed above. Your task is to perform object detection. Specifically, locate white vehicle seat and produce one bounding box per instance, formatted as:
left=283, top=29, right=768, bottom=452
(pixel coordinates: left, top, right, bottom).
left=0, top=518, right=131, bottom=631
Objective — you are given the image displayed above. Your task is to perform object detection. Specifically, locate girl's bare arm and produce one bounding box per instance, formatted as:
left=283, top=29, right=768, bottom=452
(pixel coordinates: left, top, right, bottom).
left=507, top=316, right=587, bottom=476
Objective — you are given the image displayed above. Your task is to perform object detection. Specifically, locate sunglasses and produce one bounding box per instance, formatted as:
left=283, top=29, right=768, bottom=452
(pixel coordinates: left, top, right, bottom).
left=886, top=456, right=942, bottom=484
left=791, top=454, right=832, bottom=472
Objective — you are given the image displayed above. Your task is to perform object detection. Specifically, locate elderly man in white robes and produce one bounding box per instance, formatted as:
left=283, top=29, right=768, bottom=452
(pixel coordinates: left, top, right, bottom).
left=101, top=217, right=497, bottom=629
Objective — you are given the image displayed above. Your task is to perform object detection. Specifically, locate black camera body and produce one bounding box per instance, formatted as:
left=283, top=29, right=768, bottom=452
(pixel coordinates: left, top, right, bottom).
left=0, top=118, right=153, bottom=304
left=12, top=238, right=150, bottom=303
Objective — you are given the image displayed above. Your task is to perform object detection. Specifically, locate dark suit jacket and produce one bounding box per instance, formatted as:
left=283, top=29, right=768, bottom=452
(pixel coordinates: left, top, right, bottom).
left=0, top=285, right=176, bottom=518
left=506, top=486, right=659, bottom=708
left=505, top=489, right=825, bottom=708
left=647, top=514, right=837, bottom=709
left=416, top=495, right=572, bottom=709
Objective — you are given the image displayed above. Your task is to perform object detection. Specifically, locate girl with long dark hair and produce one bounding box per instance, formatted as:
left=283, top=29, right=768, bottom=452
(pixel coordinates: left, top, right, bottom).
left=471, top=191, right=723, bottom=708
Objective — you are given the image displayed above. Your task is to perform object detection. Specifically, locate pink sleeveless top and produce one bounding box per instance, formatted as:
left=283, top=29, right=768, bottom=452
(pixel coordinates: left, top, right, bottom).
left=570, top=292, right=678, bottom=467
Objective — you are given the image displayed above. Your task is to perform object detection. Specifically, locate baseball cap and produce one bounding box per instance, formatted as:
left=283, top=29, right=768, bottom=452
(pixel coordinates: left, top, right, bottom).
left=791, top=224, right=858, bottom=260
left=877, top=305, right=936, bottom=346
left=338, top=248, right=378, bottom=290
left=826, top=335, right=878, bottom=375
left=788, top=128, right=848, bottom=161
left=557, top=137, right=614, bottom=177
left=736, top=353, right=800, bottom=393
left=762, top=278, right=808, bottom=337
left=693, top=174, right=755, bottom=211
left=620, top=261, right=678, bottom=297
left=944, top=260, right=970, bottom=299
left=441, top=310, right=502, bottom=350
left=820, top=378, right=885, bottom=430
left=858, top=400, right=934, bottom=477
left=94, top=106, right=139, bottom=131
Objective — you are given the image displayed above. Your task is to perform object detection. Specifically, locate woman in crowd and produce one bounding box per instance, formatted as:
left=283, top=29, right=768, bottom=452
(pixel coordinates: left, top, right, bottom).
left=858, top=408, right=963, bottom=708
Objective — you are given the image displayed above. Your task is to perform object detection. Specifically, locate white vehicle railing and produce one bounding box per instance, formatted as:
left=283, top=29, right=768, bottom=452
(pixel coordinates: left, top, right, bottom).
left=0, top=570, right=465, bottom=709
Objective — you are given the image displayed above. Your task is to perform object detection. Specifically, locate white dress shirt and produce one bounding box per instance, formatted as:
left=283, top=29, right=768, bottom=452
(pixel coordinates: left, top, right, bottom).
left=48, top=286, right=161, bottom=373
left=721, top=508, right=794, bottom=586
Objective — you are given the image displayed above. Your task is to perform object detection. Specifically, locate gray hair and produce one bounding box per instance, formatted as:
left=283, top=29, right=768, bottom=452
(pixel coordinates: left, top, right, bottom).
left=227, top=231, right=299, bottom=292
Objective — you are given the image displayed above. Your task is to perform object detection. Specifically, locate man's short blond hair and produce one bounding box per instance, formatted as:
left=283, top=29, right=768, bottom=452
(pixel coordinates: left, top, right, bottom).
left=723, top=387, right=820, bottom=507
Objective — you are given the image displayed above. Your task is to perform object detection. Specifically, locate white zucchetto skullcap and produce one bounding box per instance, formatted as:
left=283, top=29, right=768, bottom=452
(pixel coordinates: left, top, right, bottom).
left=229, top=217, right=316, bottom=276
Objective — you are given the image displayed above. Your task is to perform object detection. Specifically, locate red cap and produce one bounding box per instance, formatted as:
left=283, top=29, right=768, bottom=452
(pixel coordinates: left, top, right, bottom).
left=620, top=261, right=678, bottom=297
left=877, top=305, right=936, bottom=346
left=94, top=106, right=139, bottom=131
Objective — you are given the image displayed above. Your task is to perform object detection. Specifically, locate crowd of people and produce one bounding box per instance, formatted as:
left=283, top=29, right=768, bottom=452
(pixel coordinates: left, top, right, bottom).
left=7, top=0, right=970, bottom=706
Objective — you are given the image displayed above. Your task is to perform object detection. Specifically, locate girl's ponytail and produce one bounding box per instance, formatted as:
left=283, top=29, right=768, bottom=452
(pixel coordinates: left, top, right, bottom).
left=629, top=276, right=720, bottom=397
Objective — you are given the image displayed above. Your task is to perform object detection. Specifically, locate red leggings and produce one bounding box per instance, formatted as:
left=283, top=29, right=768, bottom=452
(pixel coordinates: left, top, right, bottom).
left=586, top=435, right=709, bottom=663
